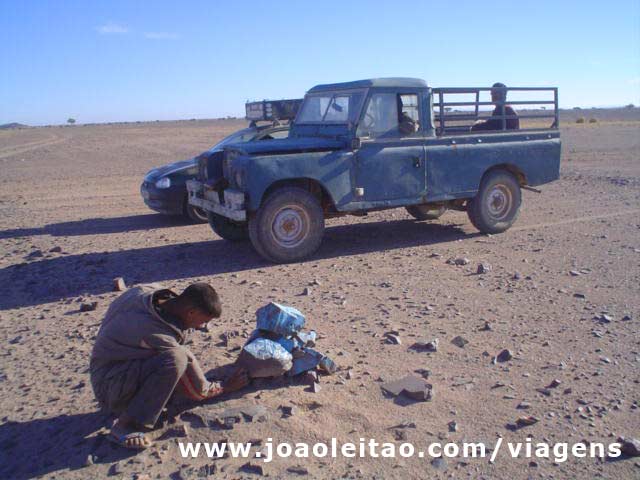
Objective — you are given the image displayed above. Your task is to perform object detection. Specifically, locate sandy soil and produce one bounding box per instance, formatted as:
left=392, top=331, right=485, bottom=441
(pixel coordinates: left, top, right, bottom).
left=0, top=112, right=639, bottom=479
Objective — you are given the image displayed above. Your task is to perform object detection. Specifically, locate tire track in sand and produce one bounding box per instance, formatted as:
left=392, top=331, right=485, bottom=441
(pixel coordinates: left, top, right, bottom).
left=0, top=133, right=67, bottom=159
left=513, top=208, right=640, bottom=232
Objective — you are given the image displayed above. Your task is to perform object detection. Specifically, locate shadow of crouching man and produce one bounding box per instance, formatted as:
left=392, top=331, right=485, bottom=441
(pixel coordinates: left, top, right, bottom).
left=0, top=411, right=137, bottom=480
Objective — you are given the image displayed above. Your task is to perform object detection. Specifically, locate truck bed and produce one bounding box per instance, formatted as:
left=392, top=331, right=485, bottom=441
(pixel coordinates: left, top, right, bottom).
left=424, top=129, right=561, bottom=202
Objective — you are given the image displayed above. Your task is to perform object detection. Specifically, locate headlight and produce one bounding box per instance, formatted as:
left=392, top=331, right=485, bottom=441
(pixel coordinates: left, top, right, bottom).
left=234, top=169, right=246, bottom=189
left=155, top=177, right=171, bottom=189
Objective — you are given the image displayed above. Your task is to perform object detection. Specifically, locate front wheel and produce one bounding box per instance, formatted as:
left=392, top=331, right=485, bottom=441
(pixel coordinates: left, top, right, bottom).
left=185, top=203, right=208, bottom=224
left=248, top=187, right=325, bottom=263
left=406, top=204, right=446, bottom=221
left=207, top=212, right=249, bottom=241
left=467, top=170, right=521, bottom=234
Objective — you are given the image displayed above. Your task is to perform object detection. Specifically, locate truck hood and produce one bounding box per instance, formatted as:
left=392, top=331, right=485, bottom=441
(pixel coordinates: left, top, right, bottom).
left=229, top=137, right=345, bottom=156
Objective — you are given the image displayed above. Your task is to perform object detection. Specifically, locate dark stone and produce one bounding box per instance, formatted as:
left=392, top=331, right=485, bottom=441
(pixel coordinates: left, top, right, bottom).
left=496, top=349, right=513, bottom=362
left=240, top=462, right=266, bottom=475
left=80, top=302, right=98, bottom=312
left=618, top=437, right=640, bottom=457
left=279, top=405, right=296, bottom=417
left=287, top=465, right=309, bottom=475
left=381, top=375, right=433, bottom=402
left=451, top=336, right=469, bottom=348
left=477, top=263, right=492, bottom=274
left=431, top=457, right=447, bottom=470
left=410, top=339, right=438, bottom=353
left=515, top=416, right=539, bottom=428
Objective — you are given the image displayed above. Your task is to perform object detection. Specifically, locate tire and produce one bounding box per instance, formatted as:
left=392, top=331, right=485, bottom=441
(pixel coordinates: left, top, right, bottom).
left=406, top=204, right=446, bottom=221
left=207, top=211, right=249, bottom=241
left=467, top=169, right=521, bottom=234
left=185, top=204, right=208, bottom=224
left=248, top=187, right=325, bottom=263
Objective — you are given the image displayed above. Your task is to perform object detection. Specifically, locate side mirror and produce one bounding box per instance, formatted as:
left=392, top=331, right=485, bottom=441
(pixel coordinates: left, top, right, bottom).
left=350, top=137, right=361, bottom=151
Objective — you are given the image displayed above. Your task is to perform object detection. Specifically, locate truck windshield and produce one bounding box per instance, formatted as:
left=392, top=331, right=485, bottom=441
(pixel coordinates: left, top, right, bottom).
left=296, top=90, right=366, bottom=124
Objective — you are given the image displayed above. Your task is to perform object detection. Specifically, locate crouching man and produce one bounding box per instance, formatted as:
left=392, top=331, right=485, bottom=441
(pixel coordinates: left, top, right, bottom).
left=90, top=282, right=248, bottom=449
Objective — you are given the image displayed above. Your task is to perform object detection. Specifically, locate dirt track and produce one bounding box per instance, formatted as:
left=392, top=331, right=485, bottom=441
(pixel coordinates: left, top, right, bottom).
left=0, top=114, right=639, bottom=479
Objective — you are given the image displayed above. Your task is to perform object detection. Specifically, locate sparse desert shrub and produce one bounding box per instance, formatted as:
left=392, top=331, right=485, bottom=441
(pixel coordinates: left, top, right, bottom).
left=625, top=103, right=635, bottom=109
left=589, top=118, right=597, bottom=123
left=576, top=117, right=585, bottom=123
left=67, top=118, right=76, bottom=125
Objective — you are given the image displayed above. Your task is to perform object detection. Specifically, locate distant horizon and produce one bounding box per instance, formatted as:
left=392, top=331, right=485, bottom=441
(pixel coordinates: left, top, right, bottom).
left=2, top=103, right=637, bottom=128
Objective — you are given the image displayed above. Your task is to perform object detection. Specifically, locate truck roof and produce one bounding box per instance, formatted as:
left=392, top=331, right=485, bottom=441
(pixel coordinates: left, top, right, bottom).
left=308, top=77, right=428, bottom=93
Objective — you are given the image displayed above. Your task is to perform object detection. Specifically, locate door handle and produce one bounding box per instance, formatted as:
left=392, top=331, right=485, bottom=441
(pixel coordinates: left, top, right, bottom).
left=412, top=156, right=421, bottom=168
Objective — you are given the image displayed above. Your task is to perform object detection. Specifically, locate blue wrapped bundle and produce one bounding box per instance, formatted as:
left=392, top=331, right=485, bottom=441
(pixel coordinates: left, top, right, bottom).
left=288, top=348, right=323, bottom=376
left=256, top=302, right=305, bottom=336
left=238, top=303, right=336, bottom=379
left=238, top=338, right=293, bottom=378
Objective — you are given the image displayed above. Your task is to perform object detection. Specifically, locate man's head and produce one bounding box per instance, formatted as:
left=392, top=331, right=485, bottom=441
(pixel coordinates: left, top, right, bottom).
left=173, top=283, right=222, bottom=329
left=491, top=82, right=507, bottom=104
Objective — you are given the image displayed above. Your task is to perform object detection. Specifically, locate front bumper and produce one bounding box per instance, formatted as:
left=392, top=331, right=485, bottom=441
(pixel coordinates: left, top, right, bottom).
left=186, top=180, right=247, bottom=222
left=140, top=182, right=185, bottom=215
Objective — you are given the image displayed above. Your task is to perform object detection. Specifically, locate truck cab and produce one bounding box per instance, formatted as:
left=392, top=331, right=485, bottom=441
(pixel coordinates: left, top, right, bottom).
left=187, top=78, right=561, bottom=263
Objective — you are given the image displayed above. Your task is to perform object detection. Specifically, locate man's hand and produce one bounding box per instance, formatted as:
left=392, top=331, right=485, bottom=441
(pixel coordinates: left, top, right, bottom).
left=222, top=367, right=250, bottom=393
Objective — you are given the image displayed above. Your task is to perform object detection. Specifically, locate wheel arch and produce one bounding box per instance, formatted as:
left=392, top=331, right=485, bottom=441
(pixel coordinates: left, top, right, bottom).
left=254, top=178, right=337, bottom=214
left=483, top=164, right=527, bottom=186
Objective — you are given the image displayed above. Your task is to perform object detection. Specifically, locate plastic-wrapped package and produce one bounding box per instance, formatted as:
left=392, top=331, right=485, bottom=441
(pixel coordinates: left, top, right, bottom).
left=296, top=330, right=317, bottom=348
left=238, top=303, right=336, bottom=379
left=275, top=336, right=298, bottom=353
left=237, top=338, right=293, bottom=378
left=244, top=330, right=301, bottom=353
left=256, top=302, right=305, bottom=336
left=288, top=348, right=323, bottom=376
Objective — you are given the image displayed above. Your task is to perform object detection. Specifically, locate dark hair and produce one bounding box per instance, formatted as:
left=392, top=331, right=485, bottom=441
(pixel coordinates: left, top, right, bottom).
left=491, top=82, right=508, bottom=101
left=179, top=283, right=222, bottom=318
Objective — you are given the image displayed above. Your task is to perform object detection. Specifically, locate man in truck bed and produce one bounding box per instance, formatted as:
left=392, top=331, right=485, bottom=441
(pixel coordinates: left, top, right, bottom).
left=471, top=82, right=520, bottom=131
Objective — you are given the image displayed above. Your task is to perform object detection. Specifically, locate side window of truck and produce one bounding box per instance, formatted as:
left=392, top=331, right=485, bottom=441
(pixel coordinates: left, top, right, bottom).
left=399, top=94, right=419, bottom=123
left=358, top=93, right=420, bottom=139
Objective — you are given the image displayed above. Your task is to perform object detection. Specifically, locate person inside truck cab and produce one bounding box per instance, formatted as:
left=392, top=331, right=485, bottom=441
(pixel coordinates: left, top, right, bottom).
left=358, top=93, right=420, bottom=138
left=471, top=82, right=520, bottom=131
left=398, top=95, right=419, bottom=135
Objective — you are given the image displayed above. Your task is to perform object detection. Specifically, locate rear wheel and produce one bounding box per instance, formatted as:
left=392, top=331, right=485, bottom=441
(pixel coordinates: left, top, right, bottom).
left=207, top=212, right=249, bottom=241
left=406, top=204, right=446, bottom=221
left=248, top=187, right=324, bottom=263
left=467, top=169, right=521, bottom=233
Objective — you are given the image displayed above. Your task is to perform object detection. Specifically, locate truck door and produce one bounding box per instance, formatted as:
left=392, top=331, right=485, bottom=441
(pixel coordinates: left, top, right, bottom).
left=354, top=92, right=426, bottom=203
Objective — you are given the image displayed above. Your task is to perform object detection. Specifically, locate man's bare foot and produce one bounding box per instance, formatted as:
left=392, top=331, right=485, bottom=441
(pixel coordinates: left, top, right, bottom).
left=109, top=417, right=153, bottom=450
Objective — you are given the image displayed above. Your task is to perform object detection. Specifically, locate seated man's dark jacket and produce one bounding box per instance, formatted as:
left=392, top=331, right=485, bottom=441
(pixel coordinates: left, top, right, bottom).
left=471, top=105, right=520, bottom=131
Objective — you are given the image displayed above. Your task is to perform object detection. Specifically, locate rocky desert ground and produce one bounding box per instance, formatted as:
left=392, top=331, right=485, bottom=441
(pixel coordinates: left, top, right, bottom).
left=0, top=111, right=639, bottom=479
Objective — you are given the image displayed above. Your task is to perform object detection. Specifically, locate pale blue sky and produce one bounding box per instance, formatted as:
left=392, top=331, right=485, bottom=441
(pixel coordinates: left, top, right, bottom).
left=1, top=0, right=639, bottom=125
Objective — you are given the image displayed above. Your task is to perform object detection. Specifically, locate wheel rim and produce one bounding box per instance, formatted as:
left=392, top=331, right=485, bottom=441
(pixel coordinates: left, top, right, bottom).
left=192, top=207, right=208, bottom=222
left=486, top=184, right=512, bottom=221
left=271, top=205, right=310, bottom=248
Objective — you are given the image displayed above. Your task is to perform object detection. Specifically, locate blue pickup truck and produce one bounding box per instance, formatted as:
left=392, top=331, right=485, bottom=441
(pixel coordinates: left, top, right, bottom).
left=188, top=78, right=561, bottom=263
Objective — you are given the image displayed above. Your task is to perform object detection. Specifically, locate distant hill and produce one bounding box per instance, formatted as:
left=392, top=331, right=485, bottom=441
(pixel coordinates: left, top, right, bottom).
left=0, top=123, right=30, bottom=130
